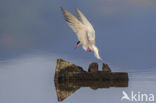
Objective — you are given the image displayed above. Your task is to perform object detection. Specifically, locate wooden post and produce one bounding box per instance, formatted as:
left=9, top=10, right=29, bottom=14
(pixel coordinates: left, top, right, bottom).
left=54, top=59, right=129, bottom=101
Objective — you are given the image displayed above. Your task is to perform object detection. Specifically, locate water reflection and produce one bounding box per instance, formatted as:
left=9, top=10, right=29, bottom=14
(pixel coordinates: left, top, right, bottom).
left=54, top=59, right=128, bottom=101
left=0, top=55, right=156, bottom=103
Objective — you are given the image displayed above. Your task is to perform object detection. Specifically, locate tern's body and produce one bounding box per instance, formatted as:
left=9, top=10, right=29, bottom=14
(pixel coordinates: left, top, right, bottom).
left=61, top=8, right=102, bottom=60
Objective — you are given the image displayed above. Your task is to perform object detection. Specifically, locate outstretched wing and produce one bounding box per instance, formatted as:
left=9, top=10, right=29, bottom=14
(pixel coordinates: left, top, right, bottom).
left=75, top=8, right=95, bottom=41
left=61, top=8, right=83, bottom=34
left=61, top=8, right=88, bottom=50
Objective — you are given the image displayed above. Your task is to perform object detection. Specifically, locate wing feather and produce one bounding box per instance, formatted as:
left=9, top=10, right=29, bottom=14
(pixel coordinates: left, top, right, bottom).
left=61, top=8, right=88, bottom=50
left=61, top=8, right=83, bottom=34
left=75, top=8, right=95, bottom=41
left=75, top=8, right=93, bottom=27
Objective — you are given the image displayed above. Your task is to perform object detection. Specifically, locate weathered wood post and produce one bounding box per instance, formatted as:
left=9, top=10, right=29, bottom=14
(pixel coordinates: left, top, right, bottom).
left=54, top=59, right=128, bottom=101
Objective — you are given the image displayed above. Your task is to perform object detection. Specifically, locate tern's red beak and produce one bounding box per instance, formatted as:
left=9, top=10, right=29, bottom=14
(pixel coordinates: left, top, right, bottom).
left=88, top=50, right=92, bottom=52
left=75, top=45, right=78, bottom=48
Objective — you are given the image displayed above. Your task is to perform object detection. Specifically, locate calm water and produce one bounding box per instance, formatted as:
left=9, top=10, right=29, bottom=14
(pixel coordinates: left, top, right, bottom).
left=0, top=54, right=156, bottom=103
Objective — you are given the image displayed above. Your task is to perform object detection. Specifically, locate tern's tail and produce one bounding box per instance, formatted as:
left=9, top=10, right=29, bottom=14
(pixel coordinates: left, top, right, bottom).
left=92, top=45, right=103, bottom=61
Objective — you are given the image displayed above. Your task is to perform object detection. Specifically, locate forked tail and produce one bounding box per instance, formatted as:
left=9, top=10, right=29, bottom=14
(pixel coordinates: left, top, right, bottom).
left=92, top=45, right=103, bottom=61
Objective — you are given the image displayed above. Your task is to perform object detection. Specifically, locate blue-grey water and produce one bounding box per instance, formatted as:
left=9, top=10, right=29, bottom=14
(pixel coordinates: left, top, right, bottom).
left=0, top=53, right=155, bottom=103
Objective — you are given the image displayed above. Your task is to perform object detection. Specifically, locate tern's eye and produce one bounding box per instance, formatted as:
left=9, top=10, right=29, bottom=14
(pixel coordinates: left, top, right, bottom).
left=77, top=41, right=80, bottom=44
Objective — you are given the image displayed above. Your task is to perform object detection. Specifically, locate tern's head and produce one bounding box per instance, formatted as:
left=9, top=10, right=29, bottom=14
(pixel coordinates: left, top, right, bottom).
left=75, top=41, right=80, bottom=48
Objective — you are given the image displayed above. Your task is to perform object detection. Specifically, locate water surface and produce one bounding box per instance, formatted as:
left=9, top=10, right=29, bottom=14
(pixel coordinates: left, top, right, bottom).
left=0, top=54, right=155, bottom=103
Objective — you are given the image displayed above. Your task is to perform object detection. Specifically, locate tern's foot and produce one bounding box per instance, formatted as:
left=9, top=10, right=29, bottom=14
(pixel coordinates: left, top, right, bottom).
left=88, top=50, right=92, bottom=52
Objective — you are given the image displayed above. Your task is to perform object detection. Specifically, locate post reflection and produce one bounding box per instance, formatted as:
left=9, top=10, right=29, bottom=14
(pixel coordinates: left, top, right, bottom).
left=54, top=59, right=128, bottom=101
